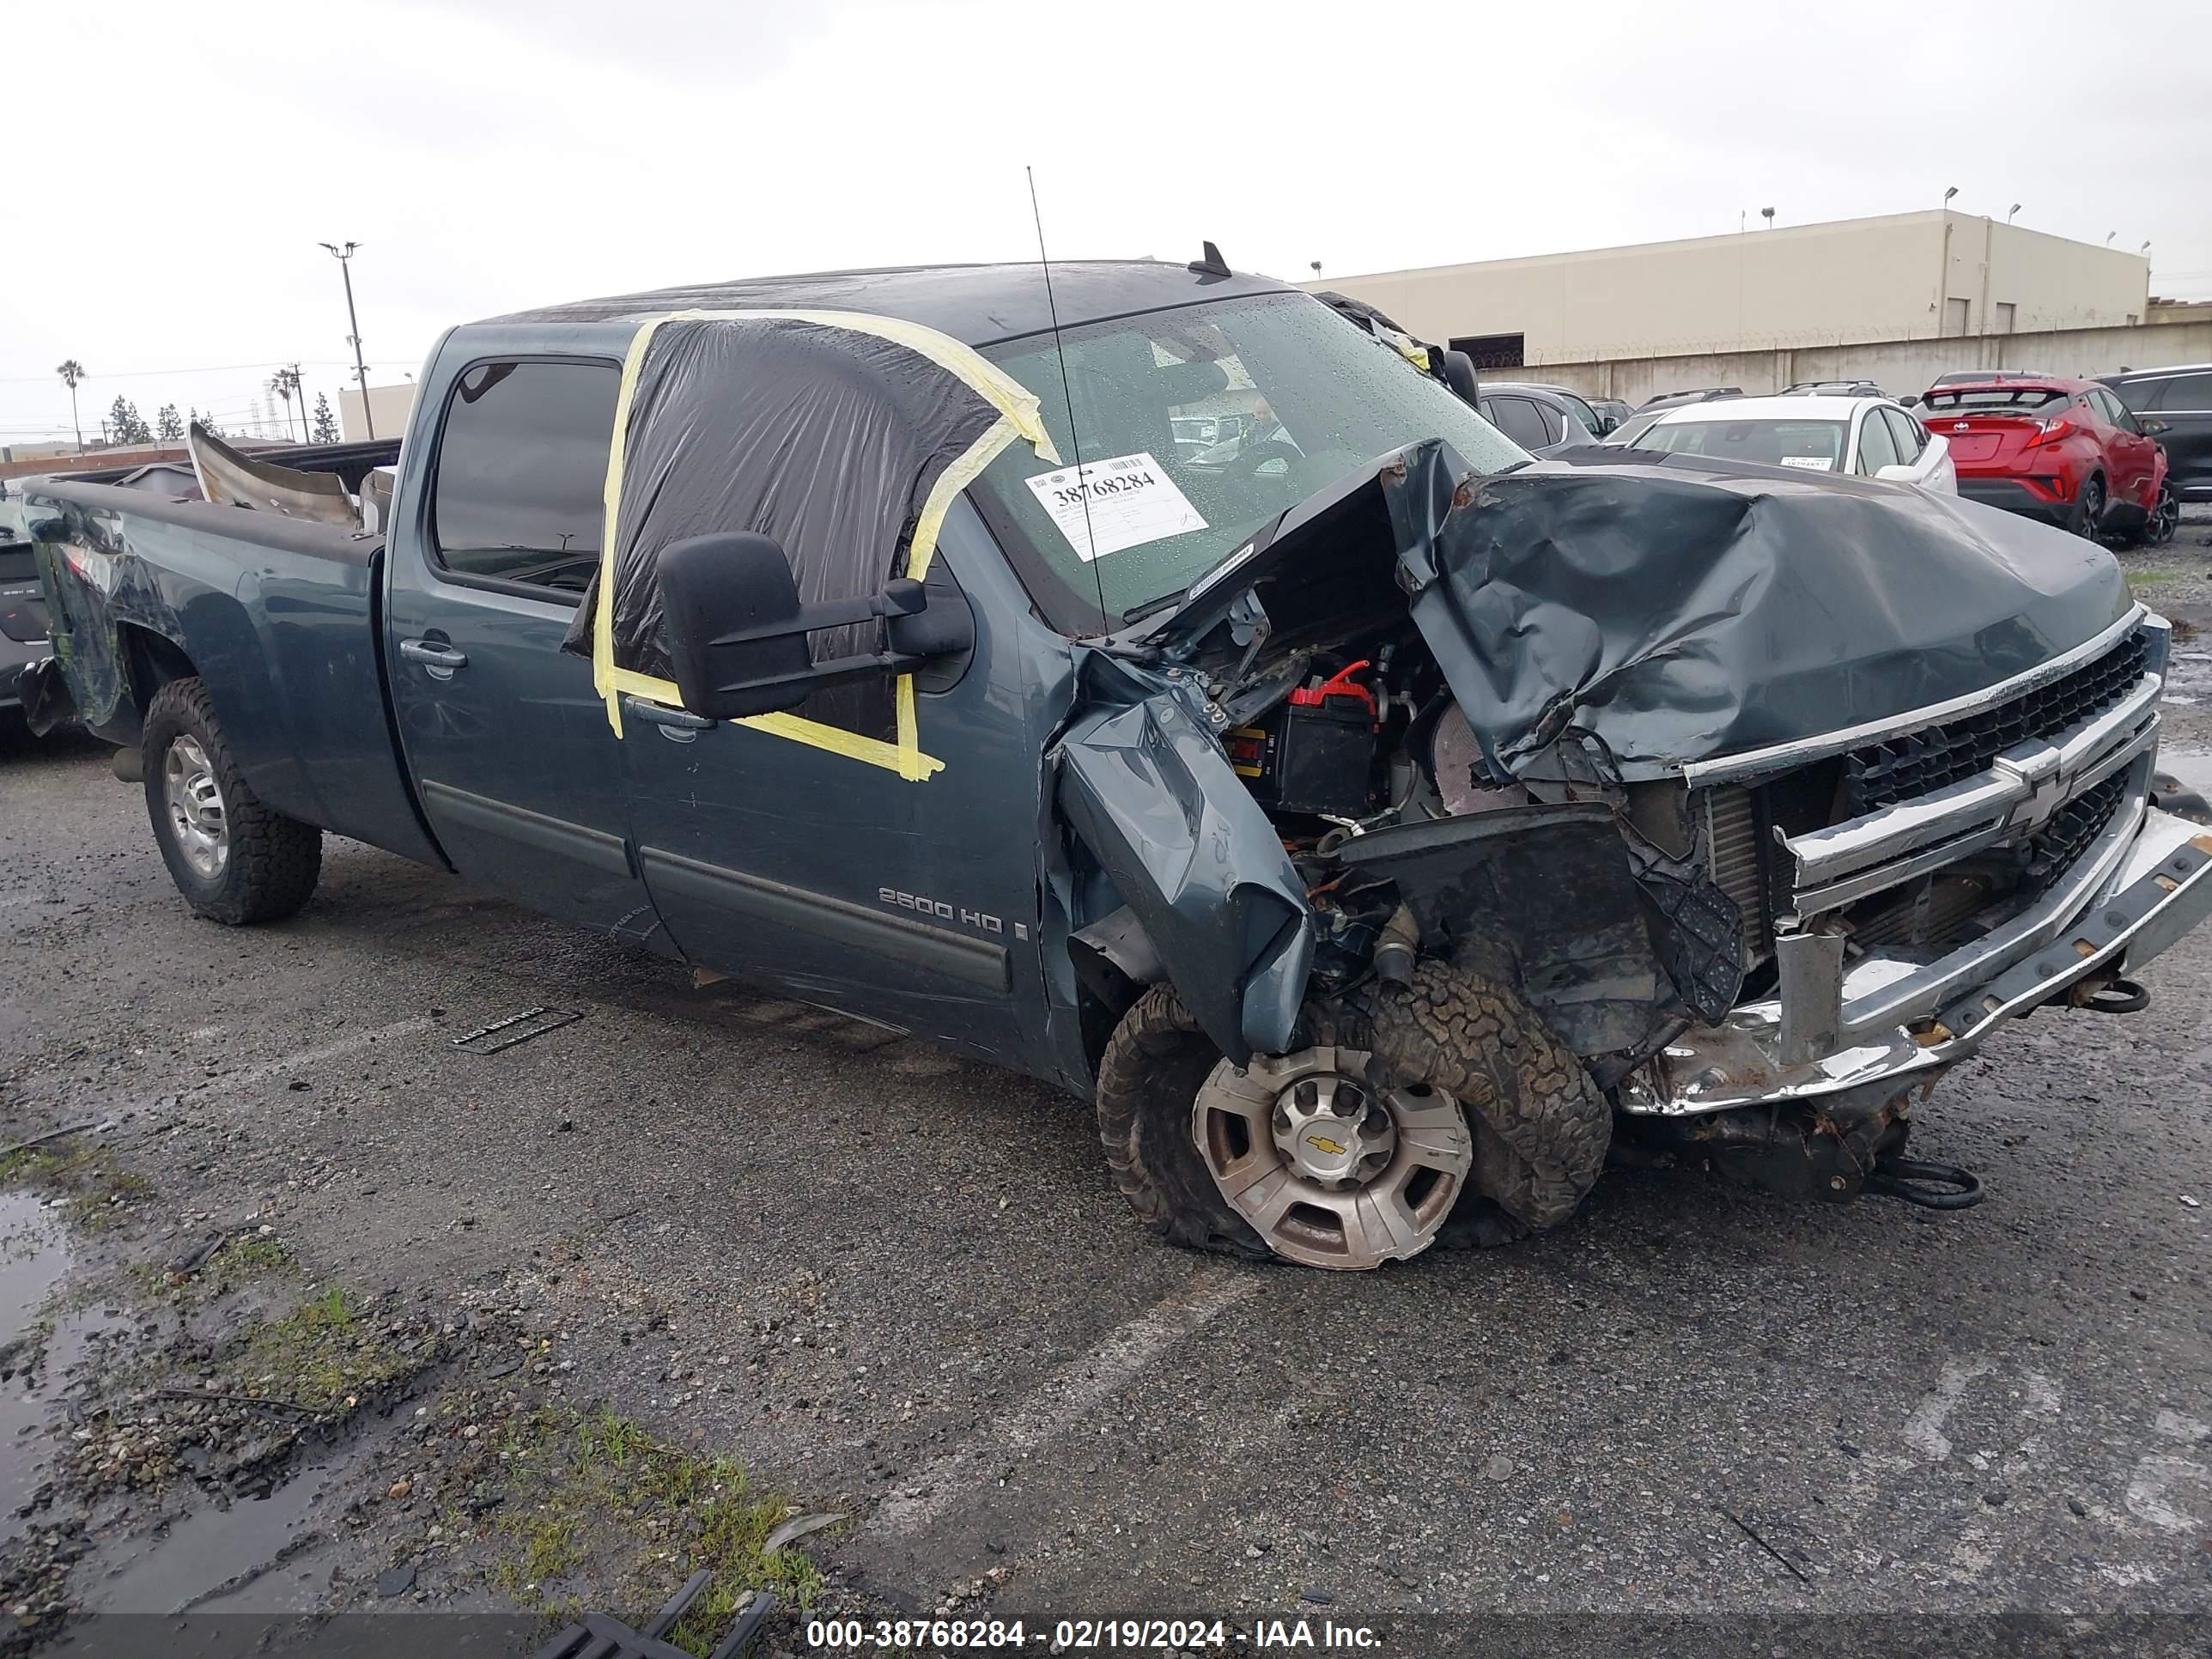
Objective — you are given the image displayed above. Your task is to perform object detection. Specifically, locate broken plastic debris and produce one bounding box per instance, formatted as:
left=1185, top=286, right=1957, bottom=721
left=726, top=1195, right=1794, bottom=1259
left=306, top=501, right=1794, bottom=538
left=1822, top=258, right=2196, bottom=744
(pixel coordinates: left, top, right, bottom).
left=763, top=1510, right=847, bottom=1553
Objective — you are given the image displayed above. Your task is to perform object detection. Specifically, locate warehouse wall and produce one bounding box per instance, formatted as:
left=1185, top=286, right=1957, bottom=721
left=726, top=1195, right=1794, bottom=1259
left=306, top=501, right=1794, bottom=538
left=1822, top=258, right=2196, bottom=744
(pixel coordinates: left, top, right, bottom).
left=1501, top=319, right=2212, bottom=406
left=1306, top=212, right=2150, bottom=362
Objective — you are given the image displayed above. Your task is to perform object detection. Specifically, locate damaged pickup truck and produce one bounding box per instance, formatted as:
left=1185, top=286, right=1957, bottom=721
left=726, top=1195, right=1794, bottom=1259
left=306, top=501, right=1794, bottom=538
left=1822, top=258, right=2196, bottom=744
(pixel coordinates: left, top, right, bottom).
left=24, top=258, right=2212, bottom=1270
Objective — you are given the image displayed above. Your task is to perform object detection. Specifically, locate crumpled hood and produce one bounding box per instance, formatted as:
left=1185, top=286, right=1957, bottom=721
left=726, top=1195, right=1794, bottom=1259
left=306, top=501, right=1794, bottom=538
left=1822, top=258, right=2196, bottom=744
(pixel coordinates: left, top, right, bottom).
left=1152, top=440, right=2134, bottom=775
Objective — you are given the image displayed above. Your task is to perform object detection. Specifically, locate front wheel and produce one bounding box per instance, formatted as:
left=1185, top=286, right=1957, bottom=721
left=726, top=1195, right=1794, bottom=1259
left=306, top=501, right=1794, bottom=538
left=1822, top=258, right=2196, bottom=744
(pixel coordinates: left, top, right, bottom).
left=2127, top=482, right=2179, bottom=548
left=1093, top=964, right=1611, bottom=1270
left=143, top=678, right=323, bottom=924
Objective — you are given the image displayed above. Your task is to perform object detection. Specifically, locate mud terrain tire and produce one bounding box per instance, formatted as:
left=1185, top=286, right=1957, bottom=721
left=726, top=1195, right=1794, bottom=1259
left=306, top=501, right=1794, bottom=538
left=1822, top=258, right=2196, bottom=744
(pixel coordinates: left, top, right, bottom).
left=1095, top=963, right=1611, bottom=1261
left=1336, top=960, right=1611, bottom=1248
left=1094, top=987, right=1273, bottom=1262
left=143, top=678, right=323, bottom=925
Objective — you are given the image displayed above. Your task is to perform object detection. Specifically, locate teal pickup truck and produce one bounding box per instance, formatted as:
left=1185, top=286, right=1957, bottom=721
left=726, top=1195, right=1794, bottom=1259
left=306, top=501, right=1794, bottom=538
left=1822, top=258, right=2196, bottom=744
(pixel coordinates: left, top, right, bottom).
left=23, top=256, right=2212, bottom=1270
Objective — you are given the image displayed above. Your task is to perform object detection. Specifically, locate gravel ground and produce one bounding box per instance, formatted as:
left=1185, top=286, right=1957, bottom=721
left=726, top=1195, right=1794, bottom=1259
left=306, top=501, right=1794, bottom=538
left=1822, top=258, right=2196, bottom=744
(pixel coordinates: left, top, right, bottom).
left=3, top=623, right=2212, bottom=1649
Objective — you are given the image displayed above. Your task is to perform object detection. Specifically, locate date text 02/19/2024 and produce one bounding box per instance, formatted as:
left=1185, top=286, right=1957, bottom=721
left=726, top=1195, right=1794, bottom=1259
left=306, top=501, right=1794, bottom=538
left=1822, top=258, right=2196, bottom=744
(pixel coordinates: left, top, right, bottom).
left=803, top=1618, right=1385, bottom=1650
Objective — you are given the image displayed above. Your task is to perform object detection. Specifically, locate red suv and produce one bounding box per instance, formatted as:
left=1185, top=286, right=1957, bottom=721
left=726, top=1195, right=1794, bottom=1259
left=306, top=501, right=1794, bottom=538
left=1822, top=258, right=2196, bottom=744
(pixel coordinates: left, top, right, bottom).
left=1921, top=377, right=2170, bottom=542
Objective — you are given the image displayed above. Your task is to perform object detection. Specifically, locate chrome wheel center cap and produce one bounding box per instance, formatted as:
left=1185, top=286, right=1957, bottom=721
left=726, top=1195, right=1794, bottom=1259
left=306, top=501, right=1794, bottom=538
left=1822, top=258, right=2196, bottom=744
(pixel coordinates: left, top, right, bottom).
left=1271, top=1073, right=1396, bottom=1188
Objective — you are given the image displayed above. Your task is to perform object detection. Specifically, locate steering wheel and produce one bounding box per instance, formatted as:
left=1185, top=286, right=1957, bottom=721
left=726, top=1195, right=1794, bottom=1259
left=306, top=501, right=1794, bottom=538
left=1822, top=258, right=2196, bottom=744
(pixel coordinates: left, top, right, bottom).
left=1222, top=439, right=1310, bottom=514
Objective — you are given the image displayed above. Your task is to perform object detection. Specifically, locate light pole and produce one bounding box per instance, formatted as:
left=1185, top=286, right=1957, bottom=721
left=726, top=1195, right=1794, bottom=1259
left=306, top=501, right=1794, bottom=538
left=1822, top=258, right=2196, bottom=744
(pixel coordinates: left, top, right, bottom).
left=319, top=241, right=374, bottom=439
left=2007, top=203, right=2021, bottom=223
left=1934, top=187, right=1959, bottom=337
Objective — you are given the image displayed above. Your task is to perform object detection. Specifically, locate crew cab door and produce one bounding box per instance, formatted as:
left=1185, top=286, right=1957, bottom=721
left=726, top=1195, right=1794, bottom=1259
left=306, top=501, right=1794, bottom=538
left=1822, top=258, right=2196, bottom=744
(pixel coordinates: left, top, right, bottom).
left=383, top=353, right=670, bottom=951
left=617, top=500, right=1046, bottom=1067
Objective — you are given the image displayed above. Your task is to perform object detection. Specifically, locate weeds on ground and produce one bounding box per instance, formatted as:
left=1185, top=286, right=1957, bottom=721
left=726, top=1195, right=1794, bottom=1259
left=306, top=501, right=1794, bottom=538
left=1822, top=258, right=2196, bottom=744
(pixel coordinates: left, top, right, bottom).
left=236, top=1285, right=416, bottom=1412
left=223, top=1234, right=295, bottom=1274
left=484, top=1404, right=827, bottom=1655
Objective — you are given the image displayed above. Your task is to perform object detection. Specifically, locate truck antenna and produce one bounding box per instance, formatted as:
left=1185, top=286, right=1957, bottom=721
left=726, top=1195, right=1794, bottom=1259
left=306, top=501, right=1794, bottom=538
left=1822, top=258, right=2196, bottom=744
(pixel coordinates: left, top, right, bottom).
left=1026, top=166, right=1108, bottom=628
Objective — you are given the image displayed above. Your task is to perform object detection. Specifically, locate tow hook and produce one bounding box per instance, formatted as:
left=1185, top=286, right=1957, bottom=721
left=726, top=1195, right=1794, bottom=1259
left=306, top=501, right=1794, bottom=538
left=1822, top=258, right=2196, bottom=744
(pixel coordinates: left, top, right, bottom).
left=1864, top=1153, right=1984, bottom=1211
left=2072, top=975, right=2149, bottom=1014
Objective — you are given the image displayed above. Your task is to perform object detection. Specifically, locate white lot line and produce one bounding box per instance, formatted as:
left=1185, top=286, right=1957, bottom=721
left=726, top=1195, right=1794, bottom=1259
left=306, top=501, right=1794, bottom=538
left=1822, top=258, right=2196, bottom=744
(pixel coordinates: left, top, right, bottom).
left=868, top=1267, right=1260, bottom=1537
left=174, top=1016, right=436, bottom=1103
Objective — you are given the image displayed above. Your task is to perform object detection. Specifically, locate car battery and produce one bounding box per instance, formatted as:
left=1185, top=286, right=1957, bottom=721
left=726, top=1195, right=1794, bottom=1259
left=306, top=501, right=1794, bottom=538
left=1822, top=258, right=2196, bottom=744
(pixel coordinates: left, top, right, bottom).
left=1223, top=661, right=1377, bottom=817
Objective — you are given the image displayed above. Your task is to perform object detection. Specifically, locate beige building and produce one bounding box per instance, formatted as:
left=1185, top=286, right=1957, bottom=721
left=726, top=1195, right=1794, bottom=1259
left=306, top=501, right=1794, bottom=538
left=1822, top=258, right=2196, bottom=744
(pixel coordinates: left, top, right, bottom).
left=1306, top=211, right=2152, bottom=370
left=339, top=382, right=418, bottom=443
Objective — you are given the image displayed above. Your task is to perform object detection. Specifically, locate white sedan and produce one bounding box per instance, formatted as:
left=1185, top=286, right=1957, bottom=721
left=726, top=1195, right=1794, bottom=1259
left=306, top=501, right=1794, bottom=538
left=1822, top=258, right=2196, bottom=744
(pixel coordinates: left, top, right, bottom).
left=1603, top=394, right=1957, bottom=492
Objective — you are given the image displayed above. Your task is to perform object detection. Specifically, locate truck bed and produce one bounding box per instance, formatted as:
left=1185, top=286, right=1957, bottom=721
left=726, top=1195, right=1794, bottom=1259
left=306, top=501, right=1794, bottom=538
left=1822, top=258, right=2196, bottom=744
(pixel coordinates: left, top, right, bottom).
left=26, top=473, right=443, bottom=870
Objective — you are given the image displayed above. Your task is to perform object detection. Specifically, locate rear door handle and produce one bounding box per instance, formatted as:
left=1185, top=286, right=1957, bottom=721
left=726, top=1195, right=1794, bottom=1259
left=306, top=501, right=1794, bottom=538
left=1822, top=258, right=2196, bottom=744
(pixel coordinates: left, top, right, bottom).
left=621, top=694, right=714, bottom=732
left=399, top=639, right=469, bottom=671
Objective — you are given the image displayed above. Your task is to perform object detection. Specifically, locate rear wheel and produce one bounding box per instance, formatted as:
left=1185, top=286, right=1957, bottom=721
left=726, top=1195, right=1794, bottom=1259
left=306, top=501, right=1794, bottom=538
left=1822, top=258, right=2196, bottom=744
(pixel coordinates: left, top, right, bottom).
left=143, top=678, right=322, bottom=924
left=2070, top=472, right=2107, bottom=539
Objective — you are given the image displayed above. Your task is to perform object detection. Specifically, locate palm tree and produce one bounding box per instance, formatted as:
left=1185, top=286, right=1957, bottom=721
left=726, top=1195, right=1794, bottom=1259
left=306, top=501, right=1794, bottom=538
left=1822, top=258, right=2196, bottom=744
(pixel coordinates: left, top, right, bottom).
left=55, top=360, right=87, bottom=451
left=269, top=365, right=307, bottom=442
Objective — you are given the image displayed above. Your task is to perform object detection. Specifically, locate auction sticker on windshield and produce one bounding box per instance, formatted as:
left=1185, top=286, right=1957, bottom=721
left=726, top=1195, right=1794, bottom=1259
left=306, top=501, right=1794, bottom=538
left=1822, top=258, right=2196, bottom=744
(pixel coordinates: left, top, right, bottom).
left=1778, top=455, right=1835, bottom=471
left=1024, top=452, right=1206, bottom=562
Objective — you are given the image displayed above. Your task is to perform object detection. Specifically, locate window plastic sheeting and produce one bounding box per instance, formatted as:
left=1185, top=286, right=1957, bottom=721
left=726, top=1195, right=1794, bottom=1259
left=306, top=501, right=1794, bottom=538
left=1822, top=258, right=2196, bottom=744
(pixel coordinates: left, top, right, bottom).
left=565, top=317, right=1003, bottom=739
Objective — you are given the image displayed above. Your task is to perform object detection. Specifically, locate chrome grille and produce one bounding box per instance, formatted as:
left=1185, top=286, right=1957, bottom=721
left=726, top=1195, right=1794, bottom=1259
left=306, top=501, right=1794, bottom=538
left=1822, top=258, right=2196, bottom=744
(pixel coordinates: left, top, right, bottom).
left=1844, top=632, right=2149, bottom=813
left=2024, top=769, right=2128, bottom=892
left=1702, top=785, right=1771, bottom=963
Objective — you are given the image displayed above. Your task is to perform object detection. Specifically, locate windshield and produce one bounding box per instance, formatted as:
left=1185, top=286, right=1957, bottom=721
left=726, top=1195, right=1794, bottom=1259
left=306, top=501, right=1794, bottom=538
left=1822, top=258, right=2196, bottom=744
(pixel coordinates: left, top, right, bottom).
left=973, top=290, right=1529, bottom=629
left=1636, top=417, right=1850, bottom=471
left=1555, top=390, right=1602, bottom=434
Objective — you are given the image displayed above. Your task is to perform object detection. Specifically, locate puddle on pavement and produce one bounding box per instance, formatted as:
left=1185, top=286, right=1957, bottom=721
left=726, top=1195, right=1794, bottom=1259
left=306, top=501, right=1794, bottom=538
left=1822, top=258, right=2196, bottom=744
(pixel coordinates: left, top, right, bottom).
left=82, top=1461, right=349, bottom=1615
left=1, top=1187, right=88, bottom=1543
left=3, top=1187, right=359, bottom=1615
left=2164, top=647, right=2211, bottom=708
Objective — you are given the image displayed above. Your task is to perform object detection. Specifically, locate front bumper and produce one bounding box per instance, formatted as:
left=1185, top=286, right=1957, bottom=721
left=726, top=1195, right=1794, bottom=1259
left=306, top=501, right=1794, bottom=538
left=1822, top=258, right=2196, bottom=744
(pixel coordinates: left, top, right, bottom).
left=1620, top=763, right=2212, bottom=1117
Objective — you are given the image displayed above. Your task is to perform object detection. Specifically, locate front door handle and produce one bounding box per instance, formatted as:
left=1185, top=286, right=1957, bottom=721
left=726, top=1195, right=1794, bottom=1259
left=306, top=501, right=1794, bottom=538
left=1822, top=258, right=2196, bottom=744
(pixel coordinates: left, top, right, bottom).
left=621, top=694, right=715, bottom=732
left=399, top=638, right=470, bottom=672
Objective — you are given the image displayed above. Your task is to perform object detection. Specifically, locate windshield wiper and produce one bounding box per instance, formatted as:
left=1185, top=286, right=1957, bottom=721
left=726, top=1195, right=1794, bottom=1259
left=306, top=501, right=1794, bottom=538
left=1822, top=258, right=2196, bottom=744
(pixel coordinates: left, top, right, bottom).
left=1121, top=588, right=1189, bottom=624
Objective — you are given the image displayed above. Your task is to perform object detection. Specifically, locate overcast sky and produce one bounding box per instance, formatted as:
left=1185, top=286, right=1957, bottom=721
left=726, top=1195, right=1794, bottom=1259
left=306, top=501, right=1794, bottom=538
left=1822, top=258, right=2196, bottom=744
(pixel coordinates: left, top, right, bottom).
left=7, top=0, right=2207, bottom=444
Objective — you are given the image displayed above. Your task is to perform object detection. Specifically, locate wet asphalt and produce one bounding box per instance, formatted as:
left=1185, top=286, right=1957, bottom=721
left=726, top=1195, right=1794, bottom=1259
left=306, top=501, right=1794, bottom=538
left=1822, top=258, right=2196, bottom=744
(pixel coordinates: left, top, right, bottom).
left=3, top=586, right=2212, bottom=1627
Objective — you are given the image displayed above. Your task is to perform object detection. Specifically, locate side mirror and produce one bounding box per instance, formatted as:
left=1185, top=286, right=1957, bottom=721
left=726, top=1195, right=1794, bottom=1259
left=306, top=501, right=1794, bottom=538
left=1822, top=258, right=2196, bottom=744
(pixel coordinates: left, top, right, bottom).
left=1595, top=414, right=1619, bottom=436
left=656, top=532, right=972, bottom=721
left=2142, top=417, right=2170, bottom=436
left=1438, top=349, right=1480, bottom=408
left=1874, top=463, right=1919, bottom=483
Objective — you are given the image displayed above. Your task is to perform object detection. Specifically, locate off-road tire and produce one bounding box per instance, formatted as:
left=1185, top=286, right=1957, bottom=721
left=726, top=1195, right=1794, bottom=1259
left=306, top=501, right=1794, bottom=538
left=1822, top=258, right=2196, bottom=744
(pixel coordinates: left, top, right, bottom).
left=143, top=678, right=322, bottom=925
left=1094, top=987, right=1274, bottom=1262
left=1335, top=960, right=1611, bottom=1248
left=1095, top=963, right=1612, bottom=1261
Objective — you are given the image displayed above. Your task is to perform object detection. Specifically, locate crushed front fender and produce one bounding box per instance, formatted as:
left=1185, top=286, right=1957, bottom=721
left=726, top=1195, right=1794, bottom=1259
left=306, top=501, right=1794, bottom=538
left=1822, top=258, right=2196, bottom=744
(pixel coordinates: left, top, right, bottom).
left=1051, top=649, right=1312, bottom=1064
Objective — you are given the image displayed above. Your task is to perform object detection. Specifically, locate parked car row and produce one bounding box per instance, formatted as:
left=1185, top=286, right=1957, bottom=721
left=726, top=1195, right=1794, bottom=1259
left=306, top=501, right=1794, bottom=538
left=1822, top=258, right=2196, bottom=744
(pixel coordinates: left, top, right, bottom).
left=1612, top=395, right=1958, bottom=492
left=1586, top=362, right=2206, bottom=545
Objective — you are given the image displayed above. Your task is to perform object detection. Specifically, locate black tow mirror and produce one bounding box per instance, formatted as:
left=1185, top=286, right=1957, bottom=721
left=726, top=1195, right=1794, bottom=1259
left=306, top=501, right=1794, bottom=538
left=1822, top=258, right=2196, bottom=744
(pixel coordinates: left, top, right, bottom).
left=1439, top=349, right=1480, bottom=409
left=655, top=532, right=971, bottom=721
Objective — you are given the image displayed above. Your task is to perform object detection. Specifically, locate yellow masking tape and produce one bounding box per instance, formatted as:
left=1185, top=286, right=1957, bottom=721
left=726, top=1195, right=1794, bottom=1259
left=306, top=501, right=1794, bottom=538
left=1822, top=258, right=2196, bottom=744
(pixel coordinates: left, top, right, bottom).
left=904, top=414, right=1024, bottom=584
left=608, top=665, right=944, bottom=778
left=592, top=307, right=1050, bottom=774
